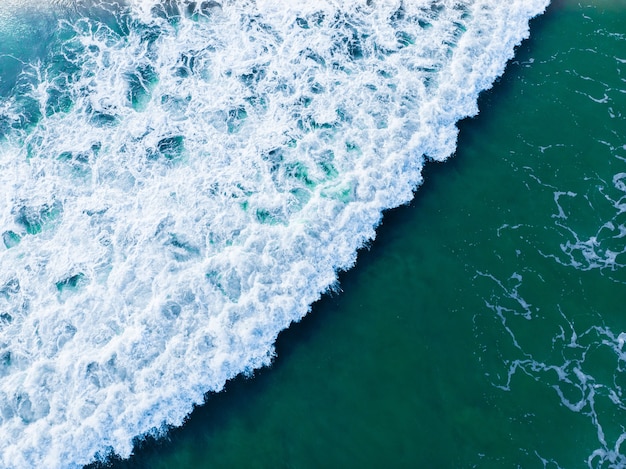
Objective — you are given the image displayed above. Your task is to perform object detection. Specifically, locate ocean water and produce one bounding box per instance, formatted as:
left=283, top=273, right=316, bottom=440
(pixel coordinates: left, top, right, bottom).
left=99, top=2, right=626, bottom=468
left=0, top=0, right=624, bottom=467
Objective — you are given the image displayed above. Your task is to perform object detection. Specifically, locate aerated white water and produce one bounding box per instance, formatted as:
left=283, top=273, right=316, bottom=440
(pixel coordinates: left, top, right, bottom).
left=0, top=1, right=549, bottom=466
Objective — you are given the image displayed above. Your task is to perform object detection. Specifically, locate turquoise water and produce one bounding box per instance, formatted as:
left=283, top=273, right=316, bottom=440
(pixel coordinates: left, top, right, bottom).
left=0, top=0, right=624, bottom=467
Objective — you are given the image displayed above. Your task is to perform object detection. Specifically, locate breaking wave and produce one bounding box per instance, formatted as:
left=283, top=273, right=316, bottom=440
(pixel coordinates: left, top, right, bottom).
left=0, top=0, right=548, bottom=466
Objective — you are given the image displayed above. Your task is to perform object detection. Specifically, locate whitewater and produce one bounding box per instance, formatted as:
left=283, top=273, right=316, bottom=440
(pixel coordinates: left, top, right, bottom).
left=0, top=1, right=549, bottom=467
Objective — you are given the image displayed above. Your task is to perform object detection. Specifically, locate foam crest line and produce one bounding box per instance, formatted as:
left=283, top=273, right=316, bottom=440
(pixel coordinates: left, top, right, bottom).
left=0, top=0, right=549, bottom=466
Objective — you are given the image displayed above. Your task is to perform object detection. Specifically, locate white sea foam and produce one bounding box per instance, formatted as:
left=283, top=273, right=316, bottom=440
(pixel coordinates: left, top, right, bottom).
left=0, top=0, right=549, bottom=466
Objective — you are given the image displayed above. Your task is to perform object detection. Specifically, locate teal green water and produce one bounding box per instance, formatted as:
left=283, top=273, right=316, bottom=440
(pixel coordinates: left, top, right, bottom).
left=0, top=0, right=623, bottom=467
left=88, top=1, right=626, bottom=468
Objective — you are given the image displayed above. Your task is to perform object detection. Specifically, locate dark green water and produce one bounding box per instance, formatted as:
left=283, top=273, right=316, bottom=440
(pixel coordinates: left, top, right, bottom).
left=88, top=1, right=626, bottom=468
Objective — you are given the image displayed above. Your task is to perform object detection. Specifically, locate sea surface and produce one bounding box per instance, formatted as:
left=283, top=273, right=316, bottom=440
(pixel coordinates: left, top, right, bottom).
left=0, top=0, right=624, bottom=467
